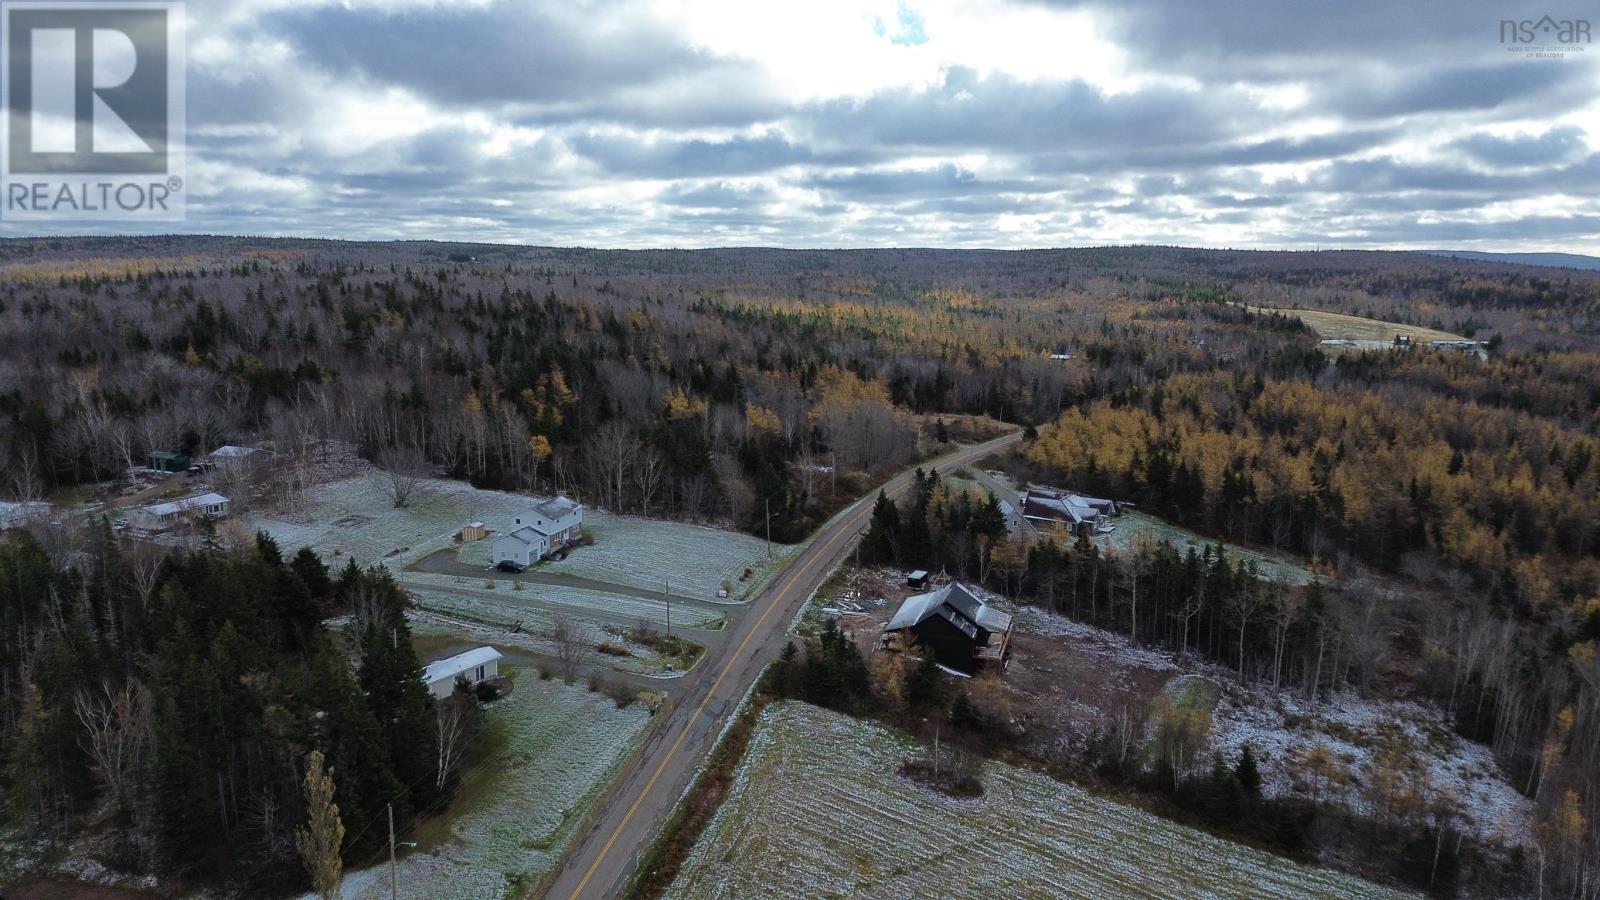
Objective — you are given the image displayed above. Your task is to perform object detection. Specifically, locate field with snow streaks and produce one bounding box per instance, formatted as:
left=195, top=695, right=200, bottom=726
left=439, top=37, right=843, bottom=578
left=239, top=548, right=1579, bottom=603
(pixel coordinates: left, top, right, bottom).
left=1102, top=512, right=1314, bottom=585
left=403, top=572, right=723, bottom=630
left=248, top=473, right=784, bottom=602
left=667, top=703, right=1413, bottom=900
left=337, top=672, right=650, bottom=900
left=247, top=474, right=531, bottom=572
left=540, top=513, right=787, bottom=600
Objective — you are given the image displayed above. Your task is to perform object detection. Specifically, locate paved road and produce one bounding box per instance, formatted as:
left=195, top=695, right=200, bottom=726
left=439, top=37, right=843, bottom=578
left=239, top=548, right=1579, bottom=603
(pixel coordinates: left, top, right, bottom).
left=542, top=431, right=1022, bottom=900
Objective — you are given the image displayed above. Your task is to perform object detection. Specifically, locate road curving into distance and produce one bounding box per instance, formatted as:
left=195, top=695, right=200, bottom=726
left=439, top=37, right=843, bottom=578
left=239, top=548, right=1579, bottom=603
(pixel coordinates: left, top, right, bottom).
left=542, top=429, right=1023, bottom=900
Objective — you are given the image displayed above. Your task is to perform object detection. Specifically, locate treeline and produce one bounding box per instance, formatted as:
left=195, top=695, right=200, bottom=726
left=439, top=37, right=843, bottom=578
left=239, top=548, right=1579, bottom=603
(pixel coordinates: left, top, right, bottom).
left=9, top=241, right=1596, bottom=546
left=1026, top=373, right=1600, bottom=896
left=0, top=529, right=475, bottom=892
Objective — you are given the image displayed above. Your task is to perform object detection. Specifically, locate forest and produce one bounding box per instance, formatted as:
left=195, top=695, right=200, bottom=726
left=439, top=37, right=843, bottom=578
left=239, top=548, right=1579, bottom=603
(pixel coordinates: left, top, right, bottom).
left=2, top=237, right=1600, bottom=896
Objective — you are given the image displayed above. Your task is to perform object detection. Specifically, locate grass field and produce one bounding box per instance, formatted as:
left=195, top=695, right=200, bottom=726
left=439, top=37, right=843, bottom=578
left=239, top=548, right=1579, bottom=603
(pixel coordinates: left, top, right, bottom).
left=1246, top=306, right=1466, bottom=343
left=665, top=703, right=1413, bottom=900
left=248, top=474, right=785, bottom=601
left=335, top=671, right=652, bottom=899
left=1102, top=512, right=1315, bottom=585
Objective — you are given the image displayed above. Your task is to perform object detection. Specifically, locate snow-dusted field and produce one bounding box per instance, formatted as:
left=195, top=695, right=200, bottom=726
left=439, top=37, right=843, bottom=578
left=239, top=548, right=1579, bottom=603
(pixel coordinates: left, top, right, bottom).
left=1006, top=603, right=1533, bottom=850
left=247, top=474, right=785, bottom=600
left=335, top=672, right=651, bottom=900
left=1208, top=687, right=1534, bottom=848
left=540, top=513, right=788, bottom=600
left=403, top=573, right=724, bottom=630
left=1101, top=512, right=1315, bottom=585
left=666, top=702, right=1413, bottom=900
left=246, top=474, right=530, bottom=573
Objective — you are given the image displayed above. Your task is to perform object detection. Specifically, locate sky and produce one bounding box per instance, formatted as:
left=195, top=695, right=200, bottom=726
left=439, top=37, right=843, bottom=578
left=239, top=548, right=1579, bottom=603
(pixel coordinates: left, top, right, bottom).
left=8, top=0, right=1600, bottom=251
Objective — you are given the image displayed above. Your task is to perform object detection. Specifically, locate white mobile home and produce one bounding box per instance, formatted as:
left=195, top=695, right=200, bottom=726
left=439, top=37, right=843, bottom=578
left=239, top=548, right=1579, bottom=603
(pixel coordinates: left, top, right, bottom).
left=129, top=492, right=230, bottom=532
left=422, top=646, right=503, bottom=698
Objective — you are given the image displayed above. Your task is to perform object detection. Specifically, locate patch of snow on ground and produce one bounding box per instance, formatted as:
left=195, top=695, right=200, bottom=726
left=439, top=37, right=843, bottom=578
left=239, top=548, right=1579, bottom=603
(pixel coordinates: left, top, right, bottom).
left=1008, top=603, right=1179, bottom=672
left=1208, top=687, right=1534, bottom=848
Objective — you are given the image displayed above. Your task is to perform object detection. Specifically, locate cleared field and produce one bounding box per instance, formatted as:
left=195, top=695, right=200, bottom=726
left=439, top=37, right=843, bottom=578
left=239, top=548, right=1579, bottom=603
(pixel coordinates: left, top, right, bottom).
left=248, top=474, right=783, bottom=601
left=336, top=671, right=651, bottom=900
left=1247, top=306, right=1466, bottom=343
left=1102, top=512, right=1314, bottom=585
left=247, top=474, right=529, bottom=573
left=403, top=573, right=723, bottom=631
left=666, top=703, right=1413, bottom=900
left=540, top=514, right=788, bottom=601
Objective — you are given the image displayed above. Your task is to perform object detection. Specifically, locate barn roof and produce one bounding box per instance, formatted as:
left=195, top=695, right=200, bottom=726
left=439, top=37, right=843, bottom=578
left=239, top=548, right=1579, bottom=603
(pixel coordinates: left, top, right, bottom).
left=423, top=646, right=503, bottom=685
left=886, top=582, right=1012, bottom=639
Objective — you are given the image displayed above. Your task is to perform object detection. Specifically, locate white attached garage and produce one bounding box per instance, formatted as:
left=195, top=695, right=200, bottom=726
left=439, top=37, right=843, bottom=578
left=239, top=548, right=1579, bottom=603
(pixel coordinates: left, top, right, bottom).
left=491, top=525, right=548, bottom=569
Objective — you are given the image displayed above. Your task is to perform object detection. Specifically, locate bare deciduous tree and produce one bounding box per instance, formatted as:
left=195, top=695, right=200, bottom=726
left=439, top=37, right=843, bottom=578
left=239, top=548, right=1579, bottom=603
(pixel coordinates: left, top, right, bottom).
left=377, top=445, right=428, bottom=508
left=434, top=691, right=476, bottom=791
left=551, top=613, right=588, bottom=685
left=73, top=678, right=152, bottom=808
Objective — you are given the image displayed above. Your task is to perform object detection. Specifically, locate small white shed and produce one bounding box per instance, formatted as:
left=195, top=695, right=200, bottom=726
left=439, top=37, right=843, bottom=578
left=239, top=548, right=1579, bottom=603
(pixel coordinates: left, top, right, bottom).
left=422, top=646, right=504, bottom=698
left=491, top=526, right=548, bottom=569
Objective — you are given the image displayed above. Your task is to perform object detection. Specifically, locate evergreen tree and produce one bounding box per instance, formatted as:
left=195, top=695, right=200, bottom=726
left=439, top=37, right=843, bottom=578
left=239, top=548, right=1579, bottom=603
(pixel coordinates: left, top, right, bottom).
left=1235, top=745, right=1262, bottom=799
left=905, top=651, right=945, bottom=711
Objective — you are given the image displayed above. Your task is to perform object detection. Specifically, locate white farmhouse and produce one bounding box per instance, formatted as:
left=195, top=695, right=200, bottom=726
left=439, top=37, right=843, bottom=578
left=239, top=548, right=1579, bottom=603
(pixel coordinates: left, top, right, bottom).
left=490, top=496, right=582, bottom=570
left=129, top=492, right=230, bottom=532
left=421, top=646, right=503, bottom=698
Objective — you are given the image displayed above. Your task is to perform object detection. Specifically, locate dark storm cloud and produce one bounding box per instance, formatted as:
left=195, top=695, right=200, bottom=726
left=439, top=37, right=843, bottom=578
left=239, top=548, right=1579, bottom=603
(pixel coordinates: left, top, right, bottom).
left=803, top=163, right=1053, bottom=200
left=1315, top=61, right=1578, bottom=119
left=1453, top=127, right=1589, bottom=166
left=658, top=181, right=778, bottom=209
left=800, top=67, right=1250, bottom=154
left=268, top=0, right=736, bottom=107
left=570, top=132, right=814, bottom=177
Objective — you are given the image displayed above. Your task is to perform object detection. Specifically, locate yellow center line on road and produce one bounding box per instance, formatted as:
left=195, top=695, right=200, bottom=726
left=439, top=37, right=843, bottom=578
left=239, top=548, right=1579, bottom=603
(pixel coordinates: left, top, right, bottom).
left=565, top=494, right=869, bottom=898
left=563, top=435, right=1012, bottom=899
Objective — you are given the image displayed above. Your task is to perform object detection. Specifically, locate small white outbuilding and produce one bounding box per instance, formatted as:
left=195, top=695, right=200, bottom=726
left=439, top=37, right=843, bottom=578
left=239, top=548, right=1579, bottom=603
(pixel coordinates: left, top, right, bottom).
left=421, top=646, right=504, bottom=698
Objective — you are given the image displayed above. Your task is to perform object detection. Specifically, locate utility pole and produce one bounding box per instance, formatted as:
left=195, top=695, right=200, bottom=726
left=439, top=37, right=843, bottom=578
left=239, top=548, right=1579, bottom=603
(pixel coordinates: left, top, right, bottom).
left=388, top=803, right=398, bottom=900
left=765, top=495, right=772, bottom=558
left=664, top=578, right=671, bottom=638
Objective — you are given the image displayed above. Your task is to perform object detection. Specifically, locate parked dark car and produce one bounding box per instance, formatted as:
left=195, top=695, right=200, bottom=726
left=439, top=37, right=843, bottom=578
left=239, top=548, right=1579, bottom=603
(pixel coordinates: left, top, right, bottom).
left=495, top=560, right=526, bottom=573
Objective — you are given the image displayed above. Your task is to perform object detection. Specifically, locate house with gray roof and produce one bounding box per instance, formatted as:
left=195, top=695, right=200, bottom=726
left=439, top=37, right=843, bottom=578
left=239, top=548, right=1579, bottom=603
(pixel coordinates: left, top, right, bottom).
left=490, top=496, right=583, bottom=569
left=1021, top=486, right=1119, bottom=537
left=881, top=582, right=1012, bottom=673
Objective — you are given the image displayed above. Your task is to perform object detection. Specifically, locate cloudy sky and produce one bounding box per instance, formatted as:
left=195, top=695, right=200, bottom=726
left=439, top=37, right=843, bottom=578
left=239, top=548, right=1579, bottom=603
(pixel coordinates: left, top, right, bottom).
left=12, top=0, right=1600, bottom=250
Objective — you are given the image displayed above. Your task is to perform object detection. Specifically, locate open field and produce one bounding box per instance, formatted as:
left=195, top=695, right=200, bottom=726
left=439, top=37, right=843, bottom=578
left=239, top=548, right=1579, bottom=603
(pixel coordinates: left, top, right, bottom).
left=539, top=514, right=788, bottom=601
left=665, top=702, right=1413, bottom=900
left=1246, top=306, right=1467, bottom=343
left=1101, top=512, right=1315, bottom=585
left=246, top=474, right=784, bottom=601
left=334, top=670, right=652, bottom=900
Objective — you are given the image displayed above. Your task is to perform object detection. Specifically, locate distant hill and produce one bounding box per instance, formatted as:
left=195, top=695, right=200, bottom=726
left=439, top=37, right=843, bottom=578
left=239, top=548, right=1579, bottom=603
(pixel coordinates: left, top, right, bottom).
left=1421, top=250, right=1600, bottom=271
